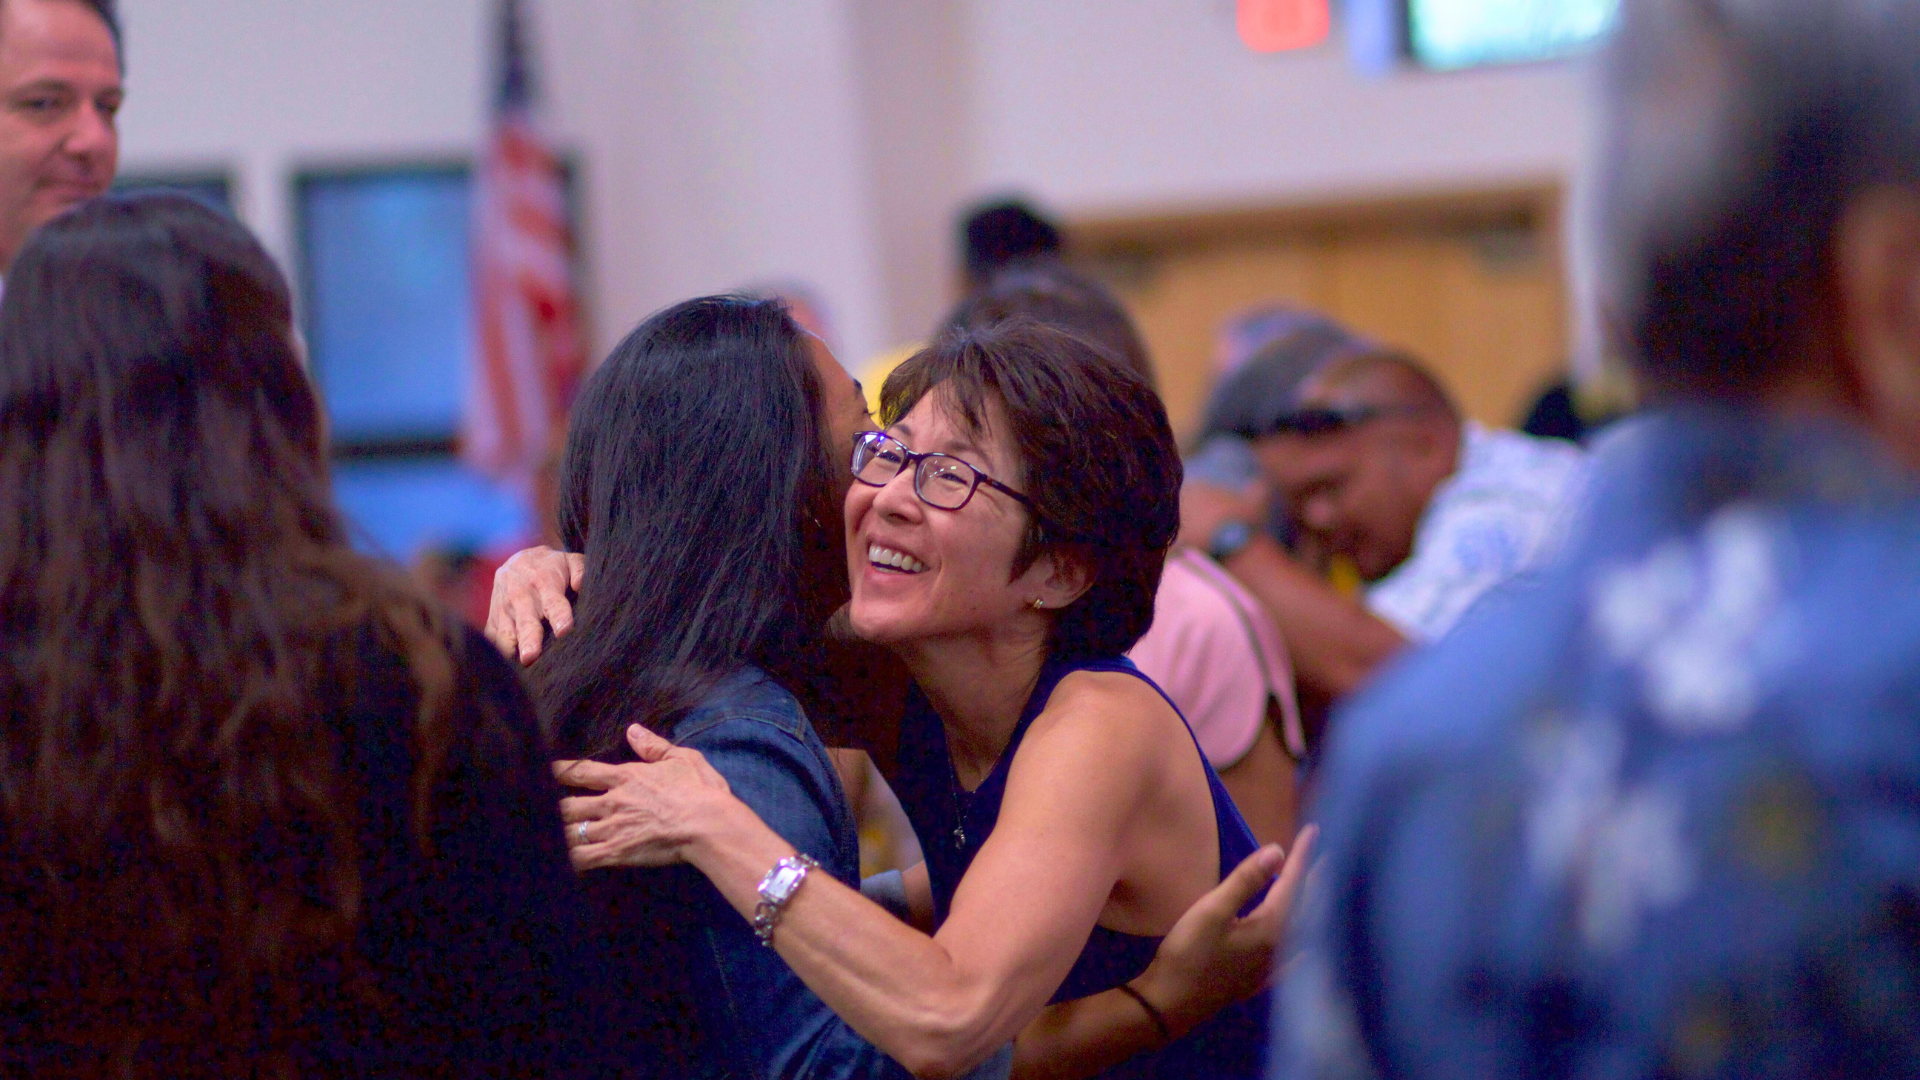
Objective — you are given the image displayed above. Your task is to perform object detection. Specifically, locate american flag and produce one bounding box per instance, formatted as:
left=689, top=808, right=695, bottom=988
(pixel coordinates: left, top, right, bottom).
left=464, top=0, right=585, bottom=488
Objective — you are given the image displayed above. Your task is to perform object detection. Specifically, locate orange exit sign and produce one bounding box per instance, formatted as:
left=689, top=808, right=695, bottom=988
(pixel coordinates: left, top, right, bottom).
left=1238, top=0, right=1331, bottom=51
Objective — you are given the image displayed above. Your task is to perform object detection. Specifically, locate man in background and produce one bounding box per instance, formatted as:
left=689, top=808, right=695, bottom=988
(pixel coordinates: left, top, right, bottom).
left=0, top=0, right=120, bottom=280
left=1262, top=350, right=1584, bottom=643
left=1184, top=347, right=1584, bottom=718
left=1274, top=0, right=1920, bottom=1074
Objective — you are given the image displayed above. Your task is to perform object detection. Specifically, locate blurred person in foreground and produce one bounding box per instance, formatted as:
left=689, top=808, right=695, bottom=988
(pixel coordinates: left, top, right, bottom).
left=949, top=265, right=1307, bottom=846
left=0, top=194, right=616, bottom=1077
left=1273, top=0, right=1920, bottom=1076
left=0, top=0, right=120, bottom=282
left=1183, top=347, right=1585, bottom=713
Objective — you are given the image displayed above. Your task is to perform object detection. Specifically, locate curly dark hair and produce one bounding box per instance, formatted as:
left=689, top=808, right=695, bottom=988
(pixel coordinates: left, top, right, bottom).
left=880, top=319, right=1181, bottom=660
left=0, top=193, right=456, bottom=1074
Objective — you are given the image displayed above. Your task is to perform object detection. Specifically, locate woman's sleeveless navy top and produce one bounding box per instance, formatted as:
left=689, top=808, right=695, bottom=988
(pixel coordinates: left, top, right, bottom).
left=890, top=655, right=1270, bottom=1079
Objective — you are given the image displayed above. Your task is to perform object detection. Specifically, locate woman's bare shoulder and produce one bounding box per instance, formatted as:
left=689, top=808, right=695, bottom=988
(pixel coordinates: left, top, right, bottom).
left=996, top=669, right=1192, bottom=834
left=1030, top=668, right=1188, bottom=757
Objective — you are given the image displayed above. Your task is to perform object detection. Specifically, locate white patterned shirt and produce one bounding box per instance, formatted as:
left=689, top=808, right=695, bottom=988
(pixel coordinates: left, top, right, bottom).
left=1365, top=422, right=1586, bottom=642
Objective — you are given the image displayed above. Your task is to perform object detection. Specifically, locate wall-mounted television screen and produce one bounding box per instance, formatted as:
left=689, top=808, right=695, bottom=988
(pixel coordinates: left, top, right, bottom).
left=1406, top=0, right=1619, bottom=70
left=293, top=159, right=581, bottom=565
left=295, top=163, right=531, bottom=563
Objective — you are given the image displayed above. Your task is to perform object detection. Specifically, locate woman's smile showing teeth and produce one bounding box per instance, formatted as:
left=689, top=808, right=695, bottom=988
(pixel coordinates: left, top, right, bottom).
left=868, top=543, right=928, bottom=574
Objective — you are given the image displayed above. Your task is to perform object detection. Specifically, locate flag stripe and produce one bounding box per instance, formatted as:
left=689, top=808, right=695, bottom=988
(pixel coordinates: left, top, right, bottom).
left=463, top=6, right=584, bottom=489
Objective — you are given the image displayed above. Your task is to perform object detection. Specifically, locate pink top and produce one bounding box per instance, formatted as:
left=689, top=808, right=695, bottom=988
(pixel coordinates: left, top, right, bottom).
left=1127, top=548, right=1304, bottom=768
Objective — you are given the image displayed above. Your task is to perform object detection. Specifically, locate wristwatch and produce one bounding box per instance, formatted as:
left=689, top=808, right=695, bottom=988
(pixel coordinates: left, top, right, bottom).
left=1206, top=519, right=1256, bottom=564
left=752, top=853, right=820, bottom=946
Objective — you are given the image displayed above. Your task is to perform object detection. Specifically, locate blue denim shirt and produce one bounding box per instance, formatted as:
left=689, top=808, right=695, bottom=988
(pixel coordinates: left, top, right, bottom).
left=1270, top=408, right=1920, bottom=1079
left=586, top=667, right=1010, bottom=1080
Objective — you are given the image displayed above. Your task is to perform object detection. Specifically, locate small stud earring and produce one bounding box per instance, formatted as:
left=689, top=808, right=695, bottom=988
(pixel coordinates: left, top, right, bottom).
left=1032, top=599, right=1045, bottom=610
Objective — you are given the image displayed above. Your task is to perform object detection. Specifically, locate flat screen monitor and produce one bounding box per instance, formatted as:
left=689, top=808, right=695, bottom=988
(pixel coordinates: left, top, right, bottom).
left=295, top=163, right=532, bottom=563
left=297, top=164, right=474, bottom=447
left=1406, top=0, right=1619, bottom=70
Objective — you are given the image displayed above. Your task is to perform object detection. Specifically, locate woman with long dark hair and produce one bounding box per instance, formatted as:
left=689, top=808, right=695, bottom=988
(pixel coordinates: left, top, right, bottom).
left=535, top=295, right=852, bottom=756
left=533, top=294, right=897, bottom=1078
left=0, top=194, right=614, bottom=1078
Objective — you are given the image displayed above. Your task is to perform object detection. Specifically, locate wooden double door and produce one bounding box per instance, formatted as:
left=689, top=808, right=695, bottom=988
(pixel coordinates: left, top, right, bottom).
left=1068, top=184, right=1569, bottom=441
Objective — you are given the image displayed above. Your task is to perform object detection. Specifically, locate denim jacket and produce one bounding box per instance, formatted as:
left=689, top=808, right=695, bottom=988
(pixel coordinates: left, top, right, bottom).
left=587, top=667, right=999, bottom=1080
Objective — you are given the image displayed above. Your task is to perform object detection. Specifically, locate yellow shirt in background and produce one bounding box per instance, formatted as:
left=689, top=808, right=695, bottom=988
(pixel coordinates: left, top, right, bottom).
left=857, top=342, right=923, bottom=419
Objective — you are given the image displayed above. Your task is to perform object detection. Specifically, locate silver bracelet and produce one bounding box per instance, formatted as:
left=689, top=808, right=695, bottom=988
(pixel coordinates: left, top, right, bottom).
left=752, top=853, right=820, bottom=946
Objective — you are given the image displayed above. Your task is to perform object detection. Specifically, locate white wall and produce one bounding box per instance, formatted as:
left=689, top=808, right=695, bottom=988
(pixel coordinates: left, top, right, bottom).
left=961, top=0, right=1604, bottom=371
left=848, top=0, right=971, bottom=347
left=537, top=0, right=894, bottom=364
left=117, top=0, right=489, bottom=269
left=965, top=0, right=1596, bottom=214
left=114, top=0, right=1600, bottom=366
left=116, top=0, right=899, bottom=364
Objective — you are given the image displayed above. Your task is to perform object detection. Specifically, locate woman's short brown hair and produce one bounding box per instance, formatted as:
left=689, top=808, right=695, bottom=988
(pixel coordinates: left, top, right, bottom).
left=879, top=319, right=1181, bottom=660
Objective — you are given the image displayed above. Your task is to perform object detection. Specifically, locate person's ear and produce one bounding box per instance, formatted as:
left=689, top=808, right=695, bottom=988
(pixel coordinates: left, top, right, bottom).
left=1835, top=185, right=1920, bottom=467
left=1024, top=548, right=1094, bottom=612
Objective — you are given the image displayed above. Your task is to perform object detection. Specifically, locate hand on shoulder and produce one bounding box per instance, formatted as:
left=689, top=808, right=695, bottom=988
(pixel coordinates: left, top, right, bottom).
left=484, top=546, right=585, bottom=665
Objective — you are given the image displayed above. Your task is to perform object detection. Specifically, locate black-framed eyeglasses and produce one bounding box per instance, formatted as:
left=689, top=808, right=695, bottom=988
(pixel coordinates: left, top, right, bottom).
left=1233, top=404, right=1428, bottom=441
left=850, top=431, right=1035, bottom=512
